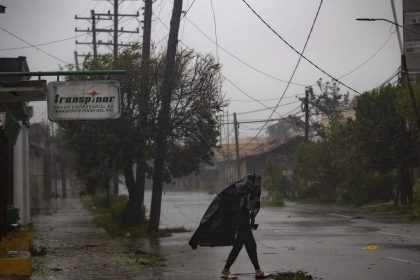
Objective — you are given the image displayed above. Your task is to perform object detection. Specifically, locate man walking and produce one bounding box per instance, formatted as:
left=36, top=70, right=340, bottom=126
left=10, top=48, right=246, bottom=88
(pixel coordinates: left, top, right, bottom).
left=189, top=174, right=270, bottom=279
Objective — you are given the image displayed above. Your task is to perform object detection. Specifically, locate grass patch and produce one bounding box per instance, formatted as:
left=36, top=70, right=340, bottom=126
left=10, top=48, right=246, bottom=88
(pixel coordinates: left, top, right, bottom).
left=81, top=193, right=191, bottom=238
left=270, top=271, right=319, bottom=280
left=81, top=193, right=148, bottom=238
left=158, top=226, right=190, bottom=237
left=262, top=192, right=285, bottom=207
left=30, top=245, right=47, bottom=256
left=127, top=249, right=166, bottom=267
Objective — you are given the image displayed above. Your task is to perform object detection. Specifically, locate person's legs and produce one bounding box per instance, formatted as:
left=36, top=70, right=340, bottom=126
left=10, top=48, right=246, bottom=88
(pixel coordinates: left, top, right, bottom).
left=243, top=230, right=260, bottom=270
left=224, top=235, right=244, bottom=270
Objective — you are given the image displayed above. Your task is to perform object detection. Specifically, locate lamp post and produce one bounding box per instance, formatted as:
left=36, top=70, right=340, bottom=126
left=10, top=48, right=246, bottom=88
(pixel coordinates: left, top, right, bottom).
left=357, top=17, right=420, bottom=131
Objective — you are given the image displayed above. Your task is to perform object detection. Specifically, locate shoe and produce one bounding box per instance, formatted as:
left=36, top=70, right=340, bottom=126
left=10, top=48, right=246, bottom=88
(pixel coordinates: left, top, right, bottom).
left=255, top=271, right=270, bottom=278
left=221, top=270, right=238, bottom=279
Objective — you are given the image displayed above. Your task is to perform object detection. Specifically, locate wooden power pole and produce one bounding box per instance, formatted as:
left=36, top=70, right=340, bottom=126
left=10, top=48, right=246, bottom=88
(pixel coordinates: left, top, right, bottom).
left=148, top=0, right=183, bottom=234
left=304, top=87, right=310, bottom=142
left=75, top=4, right=139, bottom=60
left=233, top=112, right=240, bottom=179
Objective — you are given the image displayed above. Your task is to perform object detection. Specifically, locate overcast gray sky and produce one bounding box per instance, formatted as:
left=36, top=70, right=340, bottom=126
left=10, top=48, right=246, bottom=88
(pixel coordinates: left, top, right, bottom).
left=0, top=0, right=402, bottom=140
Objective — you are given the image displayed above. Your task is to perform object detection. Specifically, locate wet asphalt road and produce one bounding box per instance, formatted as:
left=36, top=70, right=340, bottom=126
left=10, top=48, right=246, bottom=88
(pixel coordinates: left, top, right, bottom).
left=31, top=191, right=420, bottom=280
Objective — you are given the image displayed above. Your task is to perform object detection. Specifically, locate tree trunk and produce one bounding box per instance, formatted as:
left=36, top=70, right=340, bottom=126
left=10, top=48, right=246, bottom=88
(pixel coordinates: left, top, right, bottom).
left=135, top=0, right=153, bottom=210
left=60, top=162, right=67, bottom=198
left=398, top=118, right=414, bottom=206
left=121, top=163, right=143, bottom=227
left=148, top=0, right=183, bottom=234
left=113, top=175, right=119, bottom=195
left=135, top=159, right=146, bottom=207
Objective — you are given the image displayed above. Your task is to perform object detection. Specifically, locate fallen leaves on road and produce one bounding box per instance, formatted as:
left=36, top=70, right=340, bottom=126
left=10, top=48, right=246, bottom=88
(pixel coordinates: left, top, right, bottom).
left=270, top=271, right=319, bottom=280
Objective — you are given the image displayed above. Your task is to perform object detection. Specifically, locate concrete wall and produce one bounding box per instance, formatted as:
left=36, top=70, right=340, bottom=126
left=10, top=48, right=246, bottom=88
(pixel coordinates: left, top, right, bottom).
left=403, top=0, right=420, bottom=12
left=13, top=126, right=30, bottom=225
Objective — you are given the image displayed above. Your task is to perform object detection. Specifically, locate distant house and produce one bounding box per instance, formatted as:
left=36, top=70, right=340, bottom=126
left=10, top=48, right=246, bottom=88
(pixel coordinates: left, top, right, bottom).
left=173, top=136, right=304, bottom=192
left=320, top=96, right=357, bottom=128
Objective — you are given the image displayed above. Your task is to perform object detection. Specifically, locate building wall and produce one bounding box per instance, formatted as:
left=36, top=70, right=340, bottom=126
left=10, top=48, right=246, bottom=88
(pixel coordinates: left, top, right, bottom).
left=404, top=0, right=420, bottom=85
left=13, top=126, right=30, bottom=225
left=403, top=0, right=420, bottom=12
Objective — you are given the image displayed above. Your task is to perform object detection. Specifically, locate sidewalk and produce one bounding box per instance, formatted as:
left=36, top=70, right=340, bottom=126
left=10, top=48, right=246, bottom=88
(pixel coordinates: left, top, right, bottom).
left=31, top=197, right=166, bottom=280
left=30, top=195, right=270, bottom=280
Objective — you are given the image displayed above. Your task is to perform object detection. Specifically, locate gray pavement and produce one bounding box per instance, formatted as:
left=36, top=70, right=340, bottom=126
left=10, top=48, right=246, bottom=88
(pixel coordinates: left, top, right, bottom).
left=31, top=191, right=420, bottom=280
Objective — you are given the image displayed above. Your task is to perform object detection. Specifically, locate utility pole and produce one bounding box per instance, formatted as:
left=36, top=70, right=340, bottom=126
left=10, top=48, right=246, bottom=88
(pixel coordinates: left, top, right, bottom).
left=74, top=51, right=80, bottom=70
left=149, top=0, right=183, bottom=235
left=226, top=110, right=230, bottom=180
left=304, top=87, right=310, bottom=142
left=114, top=0, right=119, bottom=58
left=75, top=4, right=139, bottom=60
left=233, top=112, right=240, bottom=179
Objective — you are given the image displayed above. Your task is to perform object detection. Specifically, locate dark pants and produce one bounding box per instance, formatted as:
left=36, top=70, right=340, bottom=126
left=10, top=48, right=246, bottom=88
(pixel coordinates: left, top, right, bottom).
left=225, top=210, right=260, bottom=270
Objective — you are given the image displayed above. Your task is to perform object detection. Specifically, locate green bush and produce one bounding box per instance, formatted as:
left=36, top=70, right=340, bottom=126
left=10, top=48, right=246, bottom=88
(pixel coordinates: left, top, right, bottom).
left=262, top=162, right=286, bottom=207
left=341, top=171, right=396, bottom=206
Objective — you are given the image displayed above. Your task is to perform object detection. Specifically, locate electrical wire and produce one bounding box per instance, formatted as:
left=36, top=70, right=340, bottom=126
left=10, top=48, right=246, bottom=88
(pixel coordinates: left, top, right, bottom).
left=209, top=0, right=220, bottom=62
left=224, top=76, right=282, bottom=118
left=154, top=12, right=295, bottom=120
left=338, top=32, right=395, bottom=80
left=240, top=0, right=360, bottom=95
left=184, top=17, right=307, bottom=87
left=0, top=34, right=86, bottom=51
left=229, top=94, right=304, bottom=103
left=0, top=26, right=73, bottom=65
left=182, top=0, right=197, bottom=19
left=157, top=8, right=308, bottom=88
left=235, top=100, right=300, bottom=116
left=239, top=0, right=324, bottom=151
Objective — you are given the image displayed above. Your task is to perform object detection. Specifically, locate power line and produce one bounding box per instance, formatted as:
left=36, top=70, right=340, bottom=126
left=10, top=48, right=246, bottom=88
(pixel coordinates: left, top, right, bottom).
left=0, top=34, right=85, bottom=51
left=224, top=76, right=282, bottom=118
left=229, top=94, right=304, bottom=103
left=159, top=8, right=308, bottom=87
left=241, top=0, right=360, bottom=95
left=235, top=100, right=300, bottom=116
left=182, top=0, right=197, bottom=18
left=209, top=0, right=220, bottom=62
left=0, top=17, right=136, bottom=52
left=0, top=26, right=73, bottom=65
left=338, top=32, right=395, bottom=80
left=239, top=0, right=324, bottom=151
left=154, top=12, right=289, bottom=119
left=183, top=17, right=308, bottom=87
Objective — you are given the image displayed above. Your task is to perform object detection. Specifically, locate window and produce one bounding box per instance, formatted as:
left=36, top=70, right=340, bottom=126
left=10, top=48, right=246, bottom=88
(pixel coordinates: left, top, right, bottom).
left=406, top=40, right=420, bottom=53
left=404, top=11, right=420, bottom=25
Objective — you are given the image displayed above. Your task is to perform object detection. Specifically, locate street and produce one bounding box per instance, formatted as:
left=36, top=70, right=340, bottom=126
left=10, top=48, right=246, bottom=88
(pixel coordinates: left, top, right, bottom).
left=31, top=191, right=420, bottom=280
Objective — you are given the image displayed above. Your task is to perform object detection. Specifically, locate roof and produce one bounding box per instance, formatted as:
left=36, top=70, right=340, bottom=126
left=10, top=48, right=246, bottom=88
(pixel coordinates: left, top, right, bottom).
left=0, top=56, right=30, bottom=81
left=214, top=136, right=304, bottom=163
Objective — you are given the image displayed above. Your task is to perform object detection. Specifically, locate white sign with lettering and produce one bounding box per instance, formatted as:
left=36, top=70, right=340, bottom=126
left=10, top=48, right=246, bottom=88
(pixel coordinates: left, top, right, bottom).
left=47, top=80, right=121, bottom=121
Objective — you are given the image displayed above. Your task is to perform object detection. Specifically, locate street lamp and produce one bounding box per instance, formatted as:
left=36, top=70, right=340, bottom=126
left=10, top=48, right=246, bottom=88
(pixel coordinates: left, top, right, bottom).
left=356, top=18, right=420, bottom=36
left=356, top=17, right=420, bottom=131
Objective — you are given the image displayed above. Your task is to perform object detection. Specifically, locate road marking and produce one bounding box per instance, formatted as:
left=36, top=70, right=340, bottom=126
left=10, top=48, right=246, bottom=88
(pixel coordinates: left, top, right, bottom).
left=363, top=245, right=379, bottom=250
left=387, top=257, right=420, bottom=265
left=378, top=231, right=420, bottom=240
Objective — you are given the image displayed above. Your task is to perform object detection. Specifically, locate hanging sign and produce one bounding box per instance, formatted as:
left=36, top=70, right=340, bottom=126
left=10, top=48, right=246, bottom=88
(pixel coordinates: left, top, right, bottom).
left=47, top=80, right=121, bottom=121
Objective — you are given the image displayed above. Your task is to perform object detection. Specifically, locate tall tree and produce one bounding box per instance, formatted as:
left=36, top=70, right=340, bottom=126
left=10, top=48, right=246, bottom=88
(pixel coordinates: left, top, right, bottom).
left=121, top=0, right=153, bottom=227
left=62, top=46, right=223, bottom=227
left=148, top=0, right=183, bottom=234
left=302, top=79, right=350, bottom=137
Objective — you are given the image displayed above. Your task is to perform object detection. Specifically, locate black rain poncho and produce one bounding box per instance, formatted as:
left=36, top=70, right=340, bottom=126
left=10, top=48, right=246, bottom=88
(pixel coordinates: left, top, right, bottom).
left=188, top=174, right=261, bottom=249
